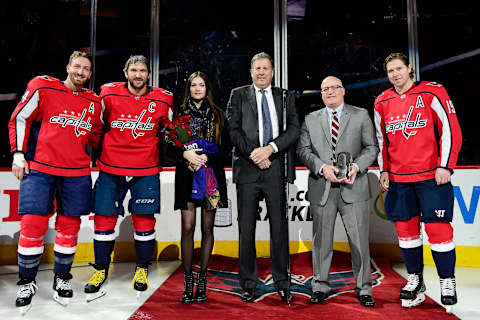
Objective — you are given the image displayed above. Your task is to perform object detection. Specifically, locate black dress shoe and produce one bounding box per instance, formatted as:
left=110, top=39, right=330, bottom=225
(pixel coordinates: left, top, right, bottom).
left=358, top=295, right=375, bottom=307
left=310, top=291, right=329, bottom=304
left=241, top=288, right=255, bottom=302
left=277, top=288, right=294, bottom=303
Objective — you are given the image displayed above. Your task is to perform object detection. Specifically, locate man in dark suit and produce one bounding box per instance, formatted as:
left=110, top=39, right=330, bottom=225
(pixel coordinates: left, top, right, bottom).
left=226, top=52, right=300, bottom=303
left=296, top=76, right=378, bottom=307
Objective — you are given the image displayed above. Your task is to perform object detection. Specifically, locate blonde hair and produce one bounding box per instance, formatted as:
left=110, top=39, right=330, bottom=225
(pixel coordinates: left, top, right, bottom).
left=68, top=51, right=91, bottom=66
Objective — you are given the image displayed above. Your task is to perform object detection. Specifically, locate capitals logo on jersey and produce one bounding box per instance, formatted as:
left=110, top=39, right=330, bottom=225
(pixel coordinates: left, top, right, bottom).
left=49, top=102, right=96, bottom=137
left=192, top=261, right=383, bottom=302
left=385, top=95, right=428, bottom=139
left=110, top=102, right=157, bottom=139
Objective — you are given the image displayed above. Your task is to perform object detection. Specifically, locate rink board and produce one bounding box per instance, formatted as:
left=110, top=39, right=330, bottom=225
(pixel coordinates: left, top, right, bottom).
left=0, top=167, right=479, bottom=266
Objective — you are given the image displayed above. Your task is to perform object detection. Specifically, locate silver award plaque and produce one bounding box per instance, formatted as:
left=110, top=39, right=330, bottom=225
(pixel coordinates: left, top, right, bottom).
left=336, top=152, right=352, bottom=180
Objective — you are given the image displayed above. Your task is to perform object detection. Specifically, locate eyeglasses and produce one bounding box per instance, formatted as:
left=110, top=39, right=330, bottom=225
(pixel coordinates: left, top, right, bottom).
left=321, top=85, right=343, bottom=93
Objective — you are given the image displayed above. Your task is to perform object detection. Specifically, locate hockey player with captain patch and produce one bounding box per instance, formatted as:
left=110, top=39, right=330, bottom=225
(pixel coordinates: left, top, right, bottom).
left=84, top=55, right=173, bottom=301
left=8, top=51, right=103, bottom=314
left=374, top=53, right=462, bottom=313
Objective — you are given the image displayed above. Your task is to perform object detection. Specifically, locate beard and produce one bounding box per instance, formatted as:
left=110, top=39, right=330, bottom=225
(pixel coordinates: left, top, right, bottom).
left=69, top=73, right=88, bottom=87
left=128, top=77, right=148, bottom=90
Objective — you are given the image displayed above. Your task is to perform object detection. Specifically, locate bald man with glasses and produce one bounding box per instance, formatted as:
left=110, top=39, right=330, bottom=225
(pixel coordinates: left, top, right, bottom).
left=297, top=76, right=378, bottom=307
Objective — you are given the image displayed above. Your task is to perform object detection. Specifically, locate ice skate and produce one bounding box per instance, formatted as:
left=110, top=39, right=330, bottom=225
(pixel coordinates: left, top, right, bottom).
left=440, top=277, right=457, bottom=313
left=132, top=265, right=149, bottom=298
left=15, top=279, right=37, bottom=315
left=84, top=264, right=107, bottom=302
left=52, top=273, right=73, bottom=306
left=400, top=273, right=426, bottom=308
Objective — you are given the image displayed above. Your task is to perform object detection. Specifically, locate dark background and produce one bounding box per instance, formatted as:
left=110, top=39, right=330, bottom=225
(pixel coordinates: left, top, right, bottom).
left=1, top=0, right=478, bottom=166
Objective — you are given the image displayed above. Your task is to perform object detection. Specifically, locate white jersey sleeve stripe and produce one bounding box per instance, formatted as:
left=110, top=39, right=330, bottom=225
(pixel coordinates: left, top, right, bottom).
left=15, top=90, right=40, bottom=151
left=99, top=99, right=106, bottom=124
left=374, top=109, right=384, bottom=171
left=430, top=96, right=452, bottom=167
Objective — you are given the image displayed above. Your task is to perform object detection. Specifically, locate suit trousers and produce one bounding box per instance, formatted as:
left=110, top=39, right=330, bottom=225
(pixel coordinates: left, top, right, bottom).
left=311, top=188, right=372, bottom=295
left=236, top=162, right=290, bottom=291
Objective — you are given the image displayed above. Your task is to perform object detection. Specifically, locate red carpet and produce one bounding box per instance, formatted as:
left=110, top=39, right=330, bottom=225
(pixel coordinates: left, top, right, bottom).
left=130, top=252, right=458, bottom=320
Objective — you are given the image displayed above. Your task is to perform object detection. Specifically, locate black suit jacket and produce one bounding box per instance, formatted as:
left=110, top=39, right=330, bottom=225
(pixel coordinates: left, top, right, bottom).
left=226, top=85, right=300, bottom=184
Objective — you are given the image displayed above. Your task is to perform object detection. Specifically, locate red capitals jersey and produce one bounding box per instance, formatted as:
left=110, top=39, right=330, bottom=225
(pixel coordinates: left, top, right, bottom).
left=98, top=82, right=173, bottom=176
left=8, top=75, right=103, bottom=177
left=374, top=81, right=462, bottom=182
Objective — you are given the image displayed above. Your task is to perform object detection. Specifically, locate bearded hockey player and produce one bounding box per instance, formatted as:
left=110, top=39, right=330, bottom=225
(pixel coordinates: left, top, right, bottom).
left=8, top=51, right=103, bottom=314
left=374, top=53, right=462, bottom=313
left=84, top=55, right=173, bottom=301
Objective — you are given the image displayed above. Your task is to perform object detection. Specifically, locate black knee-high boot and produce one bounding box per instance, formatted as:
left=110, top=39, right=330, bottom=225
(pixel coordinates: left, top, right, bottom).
left=181, top=271, right=194, bottom=304
left=195, top=270, right=207, bottom=302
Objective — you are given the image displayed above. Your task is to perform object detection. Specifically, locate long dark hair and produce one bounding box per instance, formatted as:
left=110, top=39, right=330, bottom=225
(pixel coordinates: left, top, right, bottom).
left=180, top=71, right=225, bottom=143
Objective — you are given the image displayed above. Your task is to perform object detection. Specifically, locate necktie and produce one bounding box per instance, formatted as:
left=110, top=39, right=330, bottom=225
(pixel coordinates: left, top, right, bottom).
left=331, top=111, right=339, bottom=163
left=261, top=89, right=273, bottom=146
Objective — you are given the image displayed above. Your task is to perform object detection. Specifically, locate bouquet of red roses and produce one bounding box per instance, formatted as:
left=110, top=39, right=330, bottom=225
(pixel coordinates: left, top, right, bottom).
left=163, top=114, right=192, bottom=148
left=162, top=115, right=221, bottom=208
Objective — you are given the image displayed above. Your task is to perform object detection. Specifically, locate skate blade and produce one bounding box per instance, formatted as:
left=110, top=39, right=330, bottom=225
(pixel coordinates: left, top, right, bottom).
left=401, top=293, right=426, bottom=308
left=85, top=289, right=106, bottom=302
left=53, top=292, right=71, bottom=306
left=445, top=305, right=453, bottom=313
left=135, top=289, right=149, bottom=299
left=18, top=304, right=32, bottom=316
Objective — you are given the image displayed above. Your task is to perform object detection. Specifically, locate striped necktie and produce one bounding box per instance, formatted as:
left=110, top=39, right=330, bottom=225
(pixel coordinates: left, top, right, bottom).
left=331, top=111, right=339, bottom=162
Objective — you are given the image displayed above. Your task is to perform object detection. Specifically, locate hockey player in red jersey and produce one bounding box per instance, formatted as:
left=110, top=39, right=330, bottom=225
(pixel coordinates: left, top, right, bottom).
left=8, top=51, right=103, bottom=314
left=374, top=53, right=462, bottom=312
left=84, top=55, right=173, bottom=301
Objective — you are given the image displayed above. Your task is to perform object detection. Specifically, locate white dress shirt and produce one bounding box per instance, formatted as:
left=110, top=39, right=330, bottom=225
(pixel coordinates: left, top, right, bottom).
left=319, top=103, right=358, bottom=175
left=326, top=103, right=344, bottom=131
